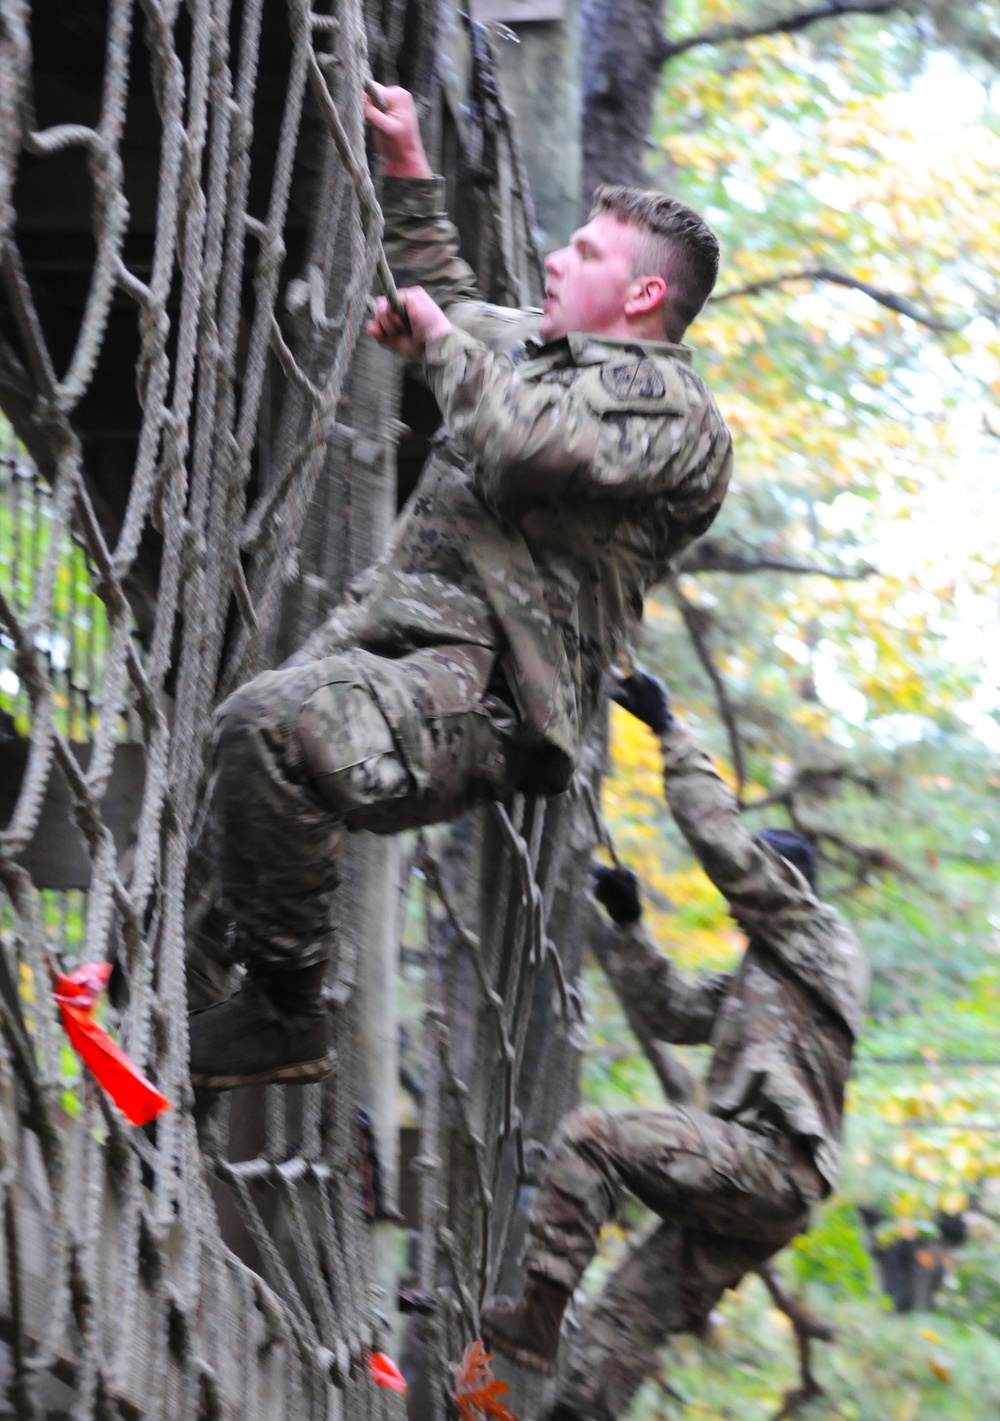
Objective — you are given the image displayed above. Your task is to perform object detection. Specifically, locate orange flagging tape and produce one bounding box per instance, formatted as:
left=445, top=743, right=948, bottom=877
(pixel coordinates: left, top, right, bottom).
left=53, top=963, right=171, bottom=1126
left=368, top=1352, right=407, bottom=1392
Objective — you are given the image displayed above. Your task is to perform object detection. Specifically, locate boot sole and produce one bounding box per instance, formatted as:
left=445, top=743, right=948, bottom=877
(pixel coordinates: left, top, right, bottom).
left=480, top=1323, right=557, bottom=1377
left=190, top=1051, right=334, bottom=1091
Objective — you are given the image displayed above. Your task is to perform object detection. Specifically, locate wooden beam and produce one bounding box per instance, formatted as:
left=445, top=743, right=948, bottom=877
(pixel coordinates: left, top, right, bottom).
left=470, top=0, right=566, bottom=20
left=0, top=739, right=145, bottom=891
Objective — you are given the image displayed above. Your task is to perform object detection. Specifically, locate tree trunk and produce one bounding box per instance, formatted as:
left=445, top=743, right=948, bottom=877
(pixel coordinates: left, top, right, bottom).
left=580, top=0, right=668, bottom=203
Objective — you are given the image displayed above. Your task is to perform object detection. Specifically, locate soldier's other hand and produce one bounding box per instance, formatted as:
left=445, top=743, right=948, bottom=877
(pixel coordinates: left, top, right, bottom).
left=591, top=864, right=642, bottom=925
left=363, top=84, right=433, bottom=179
left=367, top=288, right=453, bottom=358
left=610, top=669, right=672, bottom=734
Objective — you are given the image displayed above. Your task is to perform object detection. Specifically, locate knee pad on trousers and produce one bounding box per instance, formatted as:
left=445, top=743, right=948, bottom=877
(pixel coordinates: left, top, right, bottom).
left=299, top=681, right=411, bottom=816
left=212, top=661, right=410, bottom=820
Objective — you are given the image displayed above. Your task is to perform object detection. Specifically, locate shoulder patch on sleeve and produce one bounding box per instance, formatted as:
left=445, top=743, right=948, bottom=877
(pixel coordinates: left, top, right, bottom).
left=578, top=357, right=687, bottom=416
left=601, top=359, right=666, bottom=401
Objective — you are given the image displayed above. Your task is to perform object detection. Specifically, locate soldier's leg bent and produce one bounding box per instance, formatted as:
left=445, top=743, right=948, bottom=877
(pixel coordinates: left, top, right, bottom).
left=484, top=1104, right=820, bottom=1374
left=481, top=1105, right=630, bottom=1372
left=189, top=644, right=510, bottom=1088
left=525, top=1104, right=821, bottom=1288
left=554, top=1222, right=795, bottom=1421
left=298, top=643, right=510, bottom=833
left=555, top=1220, right=686, bottom=1421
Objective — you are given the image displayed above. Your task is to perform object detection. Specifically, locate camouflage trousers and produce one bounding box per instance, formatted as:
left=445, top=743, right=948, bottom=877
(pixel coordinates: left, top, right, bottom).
left=196, top=643, right=518, bottom=982
left=526, top=1105, right=823, bottom=1421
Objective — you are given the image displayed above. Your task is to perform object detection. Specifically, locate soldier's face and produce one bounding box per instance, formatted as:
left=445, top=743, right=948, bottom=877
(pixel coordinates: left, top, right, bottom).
left=540, top=214, right=643, bottom=341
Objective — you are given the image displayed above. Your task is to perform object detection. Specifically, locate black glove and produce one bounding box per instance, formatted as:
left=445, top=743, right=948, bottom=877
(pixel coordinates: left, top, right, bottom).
left=591, top=864, right=642, bottom=925
left=610, top=669, right=672, bottom=734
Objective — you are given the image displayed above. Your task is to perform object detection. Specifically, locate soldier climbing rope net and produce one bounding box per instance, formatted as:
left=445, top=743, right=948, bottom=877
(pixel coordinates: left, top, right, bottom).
left=0, top=0, right=585, bottom=1416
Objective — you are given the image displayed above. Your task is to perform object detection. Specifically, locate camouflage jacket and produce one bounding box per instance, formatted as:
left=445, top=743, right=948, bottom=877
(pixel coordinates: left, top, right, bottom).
left=301, top=178, right=732, bottom=792
left=602, top=718, right=869, bottom=1190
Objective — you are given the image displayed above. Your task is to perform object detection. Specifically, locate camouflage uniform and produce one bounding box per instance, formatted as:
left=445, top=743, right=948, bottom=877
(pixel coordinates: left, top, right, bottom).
left=526, top=717, right=869, bottom=1421
left=209, top=179, right=732, bottom=973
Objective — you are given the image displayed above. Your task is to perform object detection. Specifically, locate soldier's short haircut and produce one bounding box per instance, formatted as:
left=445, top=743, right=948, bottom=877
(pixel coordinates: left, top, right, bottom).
left=591, top=184, right=720, bottom=335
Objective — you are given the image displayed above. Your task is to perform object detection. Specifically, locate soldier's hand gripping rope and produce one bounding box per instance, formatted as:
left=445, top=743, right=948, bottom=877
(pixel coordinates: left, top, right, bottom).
left=609, top=665, right=673, bottom=735
left=589, top=863, right=641, bottom=925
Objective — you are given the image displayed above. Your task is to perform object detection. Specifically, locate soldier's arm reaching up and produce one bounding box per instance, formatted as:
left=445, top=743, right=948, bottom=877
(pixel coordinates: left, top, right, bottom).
left=363, top=84, right=433, bottom=180
left=612, top=670, right=869, bottom=1036
left=364, top=86, right=485, bottom=314
left=612, top=671, right=811, bottom=923
left=590, top=864, right=730, bottom=1046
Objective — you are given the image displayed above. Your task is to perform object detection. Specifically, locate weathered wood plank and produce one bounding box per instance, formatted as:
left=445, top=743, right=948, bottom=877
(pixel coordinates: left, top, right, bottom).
left=470, top=0, right=565, bottom=21
left=0, top=740, right=145, bottom=891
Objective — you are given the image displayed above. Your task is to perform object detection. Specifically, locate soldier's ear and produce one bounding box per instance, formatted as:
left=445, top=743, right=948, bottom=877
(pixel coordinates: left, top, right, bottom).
left=624, top=276, right=667, bottom=320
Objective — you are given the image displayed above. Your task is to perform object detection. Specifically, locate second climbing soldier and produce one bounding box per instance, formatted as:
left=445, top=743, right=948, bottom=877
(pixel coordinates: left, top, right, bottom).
left=482, top=671, right=869, bottom=1419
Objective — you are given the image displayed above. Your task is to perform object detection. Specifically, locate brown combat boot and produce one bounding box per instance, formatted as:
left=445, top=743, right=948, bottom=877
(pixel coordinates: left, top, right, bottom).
left=188, top=962, right=331, bottom=1089
left=481, top=1274, right=571, bottom=1375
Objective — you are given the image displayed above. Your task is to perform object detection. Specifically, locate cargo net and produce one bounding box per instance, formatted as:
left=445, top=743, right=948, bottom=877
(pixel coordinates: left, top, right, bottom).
left=0, top=0, right=586, bottom=1416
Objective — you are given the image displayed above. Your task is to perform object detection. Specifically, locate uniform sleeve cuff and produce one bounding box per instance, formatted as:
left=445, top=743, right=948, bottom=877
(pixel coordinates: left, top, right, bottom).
left=422, top=324, right=478, bottom=369
left=381, top=175, right=447, bottom=218
left=420, top=327, right=485, bottom=411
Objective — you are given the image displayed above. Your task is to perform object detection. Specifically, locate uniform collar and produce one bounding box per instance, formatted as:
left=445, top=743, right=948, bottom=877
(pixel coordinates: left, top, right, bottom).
left=523, top=331, right=695, bottom=366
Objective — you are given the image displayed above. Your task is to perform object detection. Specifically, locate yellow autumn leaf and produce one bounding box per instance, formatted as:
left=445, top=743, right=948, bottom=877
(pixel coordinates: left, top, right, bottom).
left=19, top=962, right=35, bottom=1005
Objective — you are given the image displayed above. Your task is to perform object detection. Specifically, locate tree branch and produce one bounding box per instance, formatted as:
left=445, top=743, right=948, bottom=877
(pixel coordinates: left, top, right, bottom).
left=678, top=537, right=875, bottom=581
left=669, top=576, right=746, bottom=795
left=758, top=1261, right=837, bottom=1343
left=757, top=1261, right=834, bottom=1420
left=743, top=771, right=903, bottom=883
left=713, top=267, right=963, bottom=333
left=810, top=825, right=912, bottom=884
left=659, top=1, right=906, bottom=64
left=742, top=762, right=882, bottom=813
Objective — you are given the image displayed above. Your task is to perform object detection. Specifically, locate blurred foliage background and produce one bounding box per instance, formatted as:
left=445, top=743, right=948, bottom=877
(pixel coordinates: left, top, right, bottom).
left=580, top=1, right=1000, bottom=1416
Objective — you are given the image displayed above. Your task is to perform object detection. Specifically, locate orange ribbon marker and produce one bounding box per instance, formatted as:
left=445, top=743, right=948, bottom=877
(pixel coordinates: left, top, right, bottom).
left=368, top=1352, right=407, bottom=1393
left=53, top=962, right=171, bottom=1126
